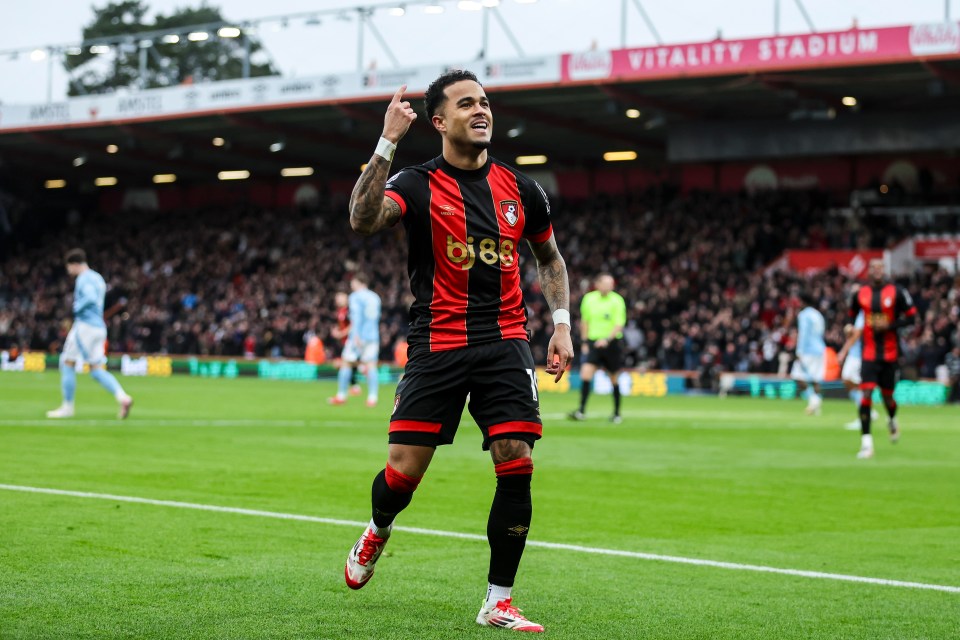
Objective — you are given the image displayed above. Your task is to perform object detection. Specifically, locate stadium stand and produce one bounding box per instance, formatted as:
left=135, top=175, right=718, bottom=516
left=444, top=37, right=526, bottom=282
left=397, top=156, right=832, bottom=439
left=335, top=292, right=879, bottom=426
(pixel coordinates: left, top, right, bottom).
left=2, top=188, right=957, bottom=385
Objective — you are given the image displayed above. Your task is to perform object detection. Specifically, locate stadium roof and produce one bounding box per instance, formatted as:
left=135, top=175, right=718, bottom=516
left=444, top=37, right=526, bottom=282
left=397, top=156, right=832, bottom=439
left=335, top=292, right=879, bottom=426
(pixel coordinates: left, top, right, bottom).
left=3, top=28, right=960, bottom=189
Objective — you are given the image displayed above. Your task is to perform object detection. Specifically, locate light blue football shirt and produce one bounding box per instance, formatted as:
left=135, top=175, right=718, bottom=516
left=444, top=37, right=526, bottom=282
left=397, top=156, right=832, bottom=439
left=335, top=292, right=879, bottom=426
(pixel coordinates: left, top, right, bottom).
left=348, top=288, right=381, bottom=343
left=796, top=306, right=826, bottom=356
left=73, top=269, right=107, bottom=329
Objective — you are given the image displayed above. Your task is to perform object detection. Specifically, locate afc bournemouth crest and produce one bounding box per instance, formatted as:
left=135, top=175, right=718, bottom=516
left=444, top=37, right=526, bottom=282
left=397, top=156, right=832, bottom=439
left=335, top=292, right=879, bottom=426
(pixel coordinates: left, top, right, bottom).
left=500, top=200, right=519, bottom=227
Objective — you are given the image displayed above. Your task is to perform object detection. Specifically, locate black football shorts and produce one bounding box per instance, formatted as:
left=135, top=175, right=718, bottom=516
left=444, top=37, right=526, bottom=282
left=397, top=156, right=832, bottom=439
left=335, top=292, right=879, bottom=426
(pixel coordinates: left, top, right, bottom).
left=860, top=360, right=899, bottom=391
left=388, top=339, right=542, bottom=450
left=585, top=337, right=624, bottom=372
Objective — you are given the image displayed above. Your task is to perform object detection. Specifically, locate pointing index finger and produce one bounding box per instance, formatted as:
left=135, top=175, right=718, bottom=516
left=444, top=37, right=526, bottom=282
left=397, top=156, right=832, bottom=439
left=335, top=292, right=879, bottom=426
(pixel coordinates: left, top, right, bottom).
left=391, top=85, right=407, bottom=104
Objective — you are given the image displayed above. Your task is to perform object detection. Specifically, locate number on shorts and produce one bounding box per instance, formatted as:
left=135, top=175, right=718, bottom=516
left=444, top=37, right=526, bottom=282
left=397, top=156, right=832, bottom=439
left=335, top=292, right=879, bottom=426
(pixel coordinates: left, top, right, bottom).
left=525, top=368, right=539, bottom=402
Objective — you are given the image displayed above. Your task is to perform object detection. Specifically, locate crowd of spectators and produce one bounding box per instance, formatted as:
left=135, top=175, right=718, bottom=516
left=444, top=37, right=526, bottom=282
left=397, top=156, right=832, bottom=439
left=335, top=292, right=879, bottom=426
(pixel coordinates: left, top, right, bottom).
left=0, top=197, right=412, bottom=362
left=1, top=188, right=958, bottom=391
left=566, top=190, right=960, bottom=389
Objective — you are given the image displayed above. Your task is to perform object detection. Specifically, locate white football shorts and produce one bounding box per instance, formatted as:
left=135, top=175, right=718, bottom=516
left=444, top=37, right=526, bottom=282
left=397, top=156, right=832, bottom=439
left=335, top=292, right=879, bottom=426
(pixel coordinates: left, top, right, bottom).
left=62, top=322, right=108, bottom=366
left=790, top=353, right=825, bottom=384
left=342, top=339, right=379, bottom=364
left=841, top=355, right=862, bottom=385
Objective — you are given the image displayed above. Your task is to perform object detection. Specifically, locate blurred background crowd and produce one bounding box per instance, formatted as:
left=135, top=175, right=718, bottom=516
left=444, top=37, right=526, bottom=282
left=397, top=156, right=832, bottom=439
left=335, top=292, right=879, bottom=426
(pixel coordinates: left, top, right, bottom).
left=2, top=188, right=958, bottom=395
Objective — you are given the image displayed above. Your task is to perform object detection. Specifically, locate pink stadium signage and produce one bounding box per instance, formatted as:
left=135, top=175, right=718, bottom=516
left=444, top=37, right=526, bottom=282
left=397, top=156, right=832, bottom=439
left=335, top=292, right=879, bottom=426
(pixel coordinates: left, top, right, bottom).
left=561, top=22, right=960, bottom=82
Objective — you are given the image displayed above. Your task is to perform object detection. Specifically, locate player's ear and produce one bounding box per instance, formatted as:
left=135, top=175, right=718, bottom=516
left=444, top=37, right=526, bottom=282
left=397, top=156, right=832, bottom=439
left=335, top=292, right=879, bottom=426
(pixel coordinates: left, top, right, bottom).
left=432, top=113, right=446, bottom=134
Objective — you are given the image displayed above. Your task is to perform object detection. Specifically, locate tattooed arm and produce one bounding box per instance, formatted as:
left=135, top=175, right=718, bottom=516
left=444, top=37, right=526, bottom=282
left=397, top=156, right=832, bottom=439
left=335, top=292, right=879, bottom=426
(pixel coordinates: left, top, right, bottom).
left=349, top=84, right=417, bottom=236
left=528, top=232, right=574, bottom=381
left=349, top=157, right=402, bottom=236
left=529, top=233, right=569, bottom=315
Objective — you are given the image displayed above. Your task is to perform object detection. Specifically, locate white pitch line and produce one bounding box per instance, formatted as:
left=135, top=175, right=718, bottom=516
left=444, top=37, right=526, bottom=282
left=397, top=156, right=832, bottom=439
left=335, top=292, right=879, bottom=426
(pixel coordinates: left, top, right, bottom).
left=0, top=419, right=365, bottom=428
left=1, top=483, right=958, bottom=595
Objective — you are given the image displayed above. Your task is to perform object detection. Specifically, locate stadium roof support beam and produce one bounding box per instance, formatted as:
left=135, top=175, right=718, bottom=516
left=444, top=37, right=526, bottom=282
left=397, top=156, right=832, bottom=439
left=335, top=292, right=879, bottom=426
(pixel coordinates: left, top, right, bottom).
left=774, top=0, right=817, bottom=35
left=357, top=8, right=400, bottom=71
left=4, top=1, right=545, bottom=96
left=621, top=0, right=662, bottom=47
left=793, top=0, right=817, bottom=33
left=484, top=7, right=525, bottom=59
left=0, top=3, right=428, bottom=59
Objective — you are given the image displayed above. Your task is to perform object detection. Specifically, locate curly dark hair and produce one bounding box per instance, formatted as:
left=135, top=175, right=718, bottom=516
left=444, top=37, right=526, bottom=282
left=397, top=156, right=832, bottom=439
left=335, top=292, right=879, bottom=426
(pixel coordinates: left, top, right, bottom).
left=424, top=69, right=480, bottom=119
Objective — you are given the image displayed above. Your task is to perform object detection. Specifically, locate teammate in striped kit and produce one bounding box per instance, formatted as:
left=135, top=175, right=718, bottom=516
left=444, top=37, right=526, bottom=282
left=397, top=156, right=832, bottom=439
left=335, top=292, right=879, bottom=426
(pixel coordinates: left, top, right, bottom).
left=331, top=291, right=363, bottom=397
left=46, top=249, right=133, bottom=420
left=847, top=259, right=917, bottom=459
left=342, top=70, right=574, bottom=632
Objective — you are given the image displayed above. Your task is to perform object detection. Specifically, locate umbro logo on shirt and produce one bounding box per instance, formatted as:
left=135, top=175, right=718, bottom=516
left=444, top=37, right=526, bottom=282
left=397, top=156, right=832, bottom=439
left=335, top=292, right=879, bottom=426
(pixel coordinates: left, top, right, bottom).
left=438, top=204, right=459, bottom=216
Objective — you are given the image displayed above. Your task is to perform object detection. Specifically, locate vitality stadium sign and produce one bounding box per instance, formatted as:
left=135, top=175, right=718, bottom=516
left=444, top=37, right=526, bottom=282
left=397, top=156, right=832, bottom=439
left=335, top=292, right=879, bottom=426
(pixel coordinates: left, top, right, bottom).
left=561, top=22, right=960, bottom=82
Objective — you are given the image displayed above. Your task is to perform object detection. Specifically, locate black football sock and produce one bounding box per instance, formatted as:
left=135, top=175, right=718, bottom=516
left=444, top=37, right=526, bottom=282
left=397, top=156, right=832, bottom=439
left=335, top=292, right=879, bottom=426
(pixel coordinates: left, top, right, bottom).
left=370, top=465, right=420, bottom=529
left=882, top=392, right=897, bottom=418
left=859, top=403, right=872, bottom=435
left=579, top=379, right=591, bottom=412
left=612, top=383, right=622, bottom=417
left=487, top=459, right=533, bottom=588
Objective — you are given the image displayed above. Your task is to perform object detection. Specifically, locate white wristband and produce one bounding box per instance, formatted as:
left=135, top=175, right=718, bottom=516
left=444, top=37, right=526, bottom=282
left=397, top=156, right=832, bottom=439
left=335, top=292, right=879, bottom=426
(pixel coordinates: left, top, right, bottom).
left=552, top=309, right=571, bottom=327
left=375, top=136, right=397, bottom=162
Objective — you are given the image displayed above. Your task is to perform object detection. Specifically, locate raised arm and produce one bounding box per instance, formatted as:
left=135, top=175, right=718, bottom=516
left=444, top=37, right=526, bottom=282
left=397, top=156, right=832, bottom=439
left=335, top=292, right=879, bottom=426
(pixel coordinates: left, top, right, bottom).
left=349, top=85, right=418, bottom=236
left=528, top=232, right=574, bottom=382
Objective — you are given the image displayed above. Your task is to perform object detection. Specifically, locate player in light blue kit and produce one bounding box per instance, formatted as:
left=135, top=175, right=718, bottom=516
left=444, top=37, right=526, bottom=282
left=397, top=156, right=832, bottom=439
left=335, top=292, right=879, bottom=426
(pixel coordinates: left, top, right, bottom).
left=790, top=291, right=826, bottom=415
left=47, top=249, right=133, bottom=419
left=328, top=273, right=382, bottom=407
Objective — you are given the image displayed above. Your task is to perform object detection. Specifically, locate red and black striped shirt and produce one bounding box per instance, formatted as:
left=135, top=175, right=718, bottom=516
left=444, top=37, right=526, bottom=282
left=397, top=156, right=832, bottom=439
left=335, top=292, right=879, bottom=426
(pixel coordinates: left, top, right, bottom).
left=848, top=283, right=917, bottom=362
left=385, top=155, right=553, bottom=354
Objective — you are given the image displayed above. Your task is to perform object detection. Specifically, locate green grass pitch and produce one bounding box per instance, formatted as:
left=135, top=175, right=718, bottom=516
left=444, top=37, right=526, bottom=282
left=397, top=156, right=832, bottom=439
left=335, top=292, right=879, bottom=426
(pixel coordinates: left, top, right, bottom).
left=1, top=371, right=958, bottom=639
